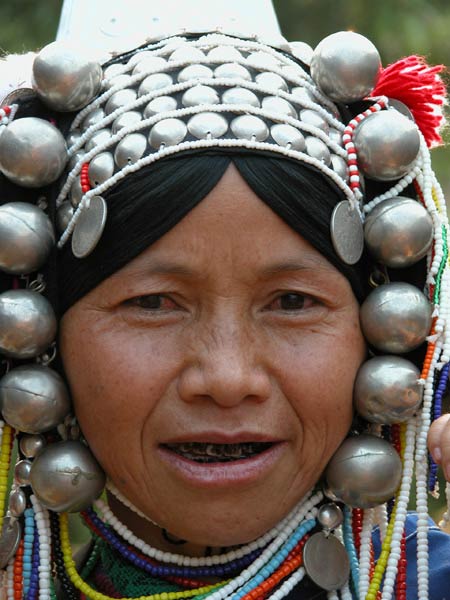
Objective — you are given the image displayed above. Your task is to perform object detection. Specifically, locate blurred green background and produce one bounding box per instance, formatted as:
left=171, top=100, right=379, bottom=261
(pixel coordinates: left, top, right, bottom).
left=0, top=0, right=449, bottom=529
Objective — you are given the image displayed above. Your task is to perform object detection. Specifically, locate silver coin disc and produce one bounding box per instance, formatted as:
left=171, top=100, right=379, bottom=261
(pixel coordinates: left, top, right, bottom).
left=72, top=195, right=107, bottom=258
left=0, top=517, right=21, bottom=569
left=330, top=200, right=364, bottom=265
left=303, top=531, right=350, bottom=591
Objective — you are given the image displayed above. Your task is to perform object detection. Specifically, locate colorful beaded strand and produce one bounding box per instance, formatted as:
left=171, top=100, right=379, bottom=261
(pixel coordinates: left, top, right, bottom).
left=30, top=496, right=52, bottom=600
left=343, top=507, right=359, bottom=594
left=358, top=508, right=374, bottom=600
left=22, top=508, right=35, bottom=597
left=0, top=424, right=14, bottom=532
left=13, top=539, right=24, bottom=600
left=429, top=363, right=449, bottom=491
left=26, top=524, right=40, bottom=600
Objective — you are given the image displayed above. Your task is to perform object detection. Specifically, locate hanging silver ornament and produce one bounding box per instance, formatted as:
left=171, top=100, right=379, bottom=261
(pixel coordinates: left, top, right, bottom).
left=19, top=434, right=46, bottom=459
left=144, top=96, right=178, bottom=118
left=271, top=124, right=306, bottom=151
left=246, top=51, right=280, bottom=70
left=70, top=177, right=83, bottom=208
left=214, top=63, right=252, bottom=81
left=138, top=73, right=173, bottom=97
left=131, top=56, right=167, bottom=75
left=103, top=74, right=132, bottom=91
left=82, top=108, right=106, bottom=131
left=360, top=282, right=432, bottom=354
left=29, top=440, right=106, bottom=513
left=364, top=197, right=434, bottom=267
left=300, top=109, right=329, bottom=133
left=222, top=87, right=260, bottom=107
left=303, top=532, right=350, bottom=591
left=111, top=111, right=141, bottom=135
left=105, top=89, right=137, bottom=115
left=0, top=117, right=68, bottom=188
left=88, top=152, right=115, bottom=186
left=353, top=111, right=420, bottom=181
left=32, top=42, right=102, bottom=111
left=255, top=72, right=288, bottom=92
left=317, top=503, right=344, bottom=531
left=8, top=490, right=27, bottom=518
left=14, top=460, right=32, bottom=487
left=310, top=31, right=381, bottom=103
left=178, top=64, right=213, bottom=82
left=114, top=134, right=147, bottom=168
left=72, top=196, right=107, bottom=259
left=231, top=115, right=269, bottom=141
left=0, top=518, right=21, bottom=570
left=330, top=155, right=348, bottom=180
left=149, top=119, right=187, bottom=149
left=0, top=364, right=71, bottom=434
left=187, top=113, right=228, bottom=139
left=69, top=150, right=86, bottom=171
left=305, top=137, right=331, bottom=165
left=354, top=356, right=422, bottom=424
left=261, top=96, right=296, bottom=118
left=0, top=202, right=55, bottom=275
left=85, top=128, right=111, bottom=152
left=324, top=434, right=402, bottom=508
left=66, top=130, right=82, bottom=148
left=182, top=85, right=220, bottom=107
left=0, top=290, right=57, bottom=359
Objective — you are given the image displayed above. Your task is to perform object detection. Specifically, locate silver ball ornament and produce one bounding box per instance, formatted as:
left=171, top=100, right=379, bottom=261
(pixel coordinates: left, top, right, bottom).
left=30, top=440, right=106, bottom=513
left=0, top=290, right=57, bottom=359
left=9, top=489, right=27, bottom=518
left=360, top=282, right=432, bottom=354
left=0, top=117, right=68, bottom=188
left=353, top=111, right=420, bottom=181
left=354, top=356, right=422, bottom=424
left=0, top=202, right=54, bottom=275
left=364, top=197, right=433, bottom=267
left=310, top=31, right=381, bottom=103
left=14, top=460, right=32, bottom=486
left=324, top=434, right=402, bottom=508
left=0, top=365, right=71, bottom=434
left=19, top=434, right=46, bottom=458
left=32, top=42, right=102, bottom=111
left=317, top=503, right=344, bottom=531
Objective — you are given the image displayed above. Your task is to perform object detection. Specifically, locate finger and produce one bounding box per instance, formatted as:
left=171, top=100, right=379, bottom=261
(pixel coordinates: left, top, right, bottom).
left=428, top=414, right=450, bottom=481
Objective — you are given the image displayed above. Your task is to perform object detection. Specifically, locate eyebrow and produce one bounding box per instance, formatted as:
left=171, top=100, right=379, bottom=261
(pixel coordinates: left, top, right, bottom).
left=259, top=259, right=333, bottom=277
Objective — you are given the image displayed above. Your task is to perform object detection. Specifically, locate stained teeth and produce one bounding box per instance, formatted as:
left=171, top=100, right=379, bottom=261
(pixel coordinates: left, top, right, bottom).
left=165, top=442, right=272, bottom=462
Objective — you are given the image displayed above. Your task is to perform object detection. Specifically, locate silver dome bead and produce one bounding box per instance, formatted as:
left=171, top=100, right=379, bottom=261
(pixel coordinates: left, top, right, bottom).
left=0, top=202, right=54, bottom=275
left=331, top=155, right=348, bottom=180
left=360, top=282, right=432, bottom=353
left=354, top=356, right=422, bottom=424
left=85, top=128, right=111, bottom=152
left=231, top=115, right=269, bottom=141
left=169, top=46, right=205, bottom=62
left=246, top=51, right=280, bottom=69
left=9, top=490, right=27, bottom=518
left=144, top=96, right=178, bottom=118
left=271, top=124, right=305, bottom=151
left=70, top=177, right=83, bottom=208
left=364, top=197, right=433, bottom=267
left=310, top=32, right=381, bottom=103
left=208, top=46, right=243, bottom=62
left=81, top=108, right=106, bottom=131
left=19, top=434, right=46, bottom=458
left=222, top=87, right=260, bottom=107
left=188, top=113, right=228, bottom=139
left=88, top=152, right=115, bottom=186
left=353, top=111, right=420, bottom=181
left=105, top=89, right=137, bottom=115
left=56, top=202, right=74, bottom=234
left=178, top=64, right=213, bottom=82
left=138, top=73, right=173, bottom=97
left=182, top=85, right=220, bottom=107
left=0, top=117, right=67, bottom=188
left=132, top=56, right=167, bottom=75
left=305, top=137, right=331, bottom=165
left=149, top=118, right=187, bottom=149
left=0, top=290, right=57, bottom=359
left=317, top=503, right=344, bottom=531
left=290, top=87, right=316, bottom=105
left=103, top=74, right=132, bottom=91
left=14, top=460, right=32, bottom=487
left=114, top=133, right=147, bottom=168
left=255, top=72, right=288, bottom=92
left=32, top=42, right=102, bottom=111
left=66, top=130, right=82, bottom=148
left=214, top=63, right=252, bottom=81
left=289, top=41, right=314, bottom=66
left=30, top=440, right=106, bottom=513
left=0, top=364, right=70, bottom=434
left=112, top=111, right=141, bottom=134
left=261, top=96, right=296, bottom=118
left=324, top=434, right=402, bottom=508
left=300, top=109, right=329, bottom=133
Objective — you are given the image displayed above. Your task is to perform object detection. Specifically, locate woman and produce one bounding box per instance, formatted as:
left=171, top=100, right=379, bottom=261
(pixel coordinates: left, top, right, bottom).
left=0, top=16, right=449, bottom=600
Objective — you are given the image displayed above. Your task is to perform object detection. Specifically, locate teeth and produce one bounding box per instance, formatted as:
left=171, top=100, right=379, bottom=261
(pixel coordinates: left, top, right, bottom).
left=165, top=442, right=272, bottom=462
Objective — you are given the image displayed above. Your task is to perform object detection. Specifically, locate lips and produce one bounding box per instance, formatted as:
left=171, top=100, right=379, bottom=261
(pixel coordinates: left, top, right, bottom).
left=162, top=441, right=274, bottom=463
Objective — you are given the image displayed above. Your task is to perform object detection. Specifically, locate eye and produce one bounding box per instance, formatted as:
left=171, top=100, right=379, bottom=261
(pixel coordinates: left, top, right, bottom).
left=127, top=294, right=178, bottom=311
left=268, top=292, right=315, bottom=311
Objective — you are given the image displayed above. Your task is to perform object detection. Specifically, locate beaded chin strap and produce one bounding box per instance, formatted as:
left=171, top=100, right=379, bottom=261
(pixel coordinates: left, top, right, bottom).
left=0, top=27, right=449, bottom=600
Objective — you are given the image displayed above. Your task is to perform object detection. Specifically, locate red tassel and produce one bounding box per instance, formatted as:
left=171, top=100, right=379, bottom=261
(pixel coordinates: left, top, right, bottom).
left=371, top=55, right=447, bottom=148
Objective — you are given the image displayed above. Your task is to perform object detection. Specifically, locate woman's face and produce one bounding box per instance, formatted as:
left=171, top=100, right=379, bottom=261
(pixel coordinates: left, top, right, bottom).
left=60, top=164, right=366, bottom=546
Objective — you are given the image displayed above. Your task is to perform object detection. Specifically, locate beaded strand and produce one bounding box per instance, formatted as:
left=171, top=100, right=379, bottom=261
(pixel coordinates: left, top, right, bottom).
left=22, top=509, right=35, bottom=597
left=30, top=496, right=52, bottom=600
left=0, top=423, right=14, bottom=532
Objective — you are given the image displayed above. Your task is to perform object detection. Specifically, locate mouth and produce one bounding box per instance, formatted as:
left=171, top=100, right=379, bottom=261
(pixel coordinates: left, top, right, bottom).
left=162, top=442, right=274, bottom=463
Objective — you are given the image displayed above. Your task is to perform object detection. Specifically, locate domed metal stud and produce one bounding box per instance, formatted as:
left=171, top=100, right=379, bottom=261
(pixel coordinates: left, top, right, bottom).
left=0, top=202, right=54, bottom=275
left=310, top=32, right=381, bottom=103
left=221, top=87, right=260, bottom=107
left=32, top=42, right=102, bottom=111
left=149, top=118, right=188, bottom=149
left=70, top=177, right=83, bottom=208
left=0, top=117, right=68, bottom=188
left=270, top=124, right=305, bottom=151
left=246, top=51, right=280, bottom=70
left=15, top=460, right=32, bottom=487
left=324, top=434, right=402, bottom=508
left=290, top=86, right=316, bottom=106
left=330, top=155, right=348, bottom=180
left=300, top=109, right=329, bottom=133
left=255, top=72, right=288, bottom=91
left=330, top=201, right=364, bottom=265
left=289, top=41, right=314, bottom=66
left=360, top=282, right=432, bottom=353
left=178, top=64, right=213, bottom=82
left=88, top=152, right=115, bottom=187
left=85, top=128, right=111, bottom=152
left=317, top=503, right=344, bottom=531
left=169, top=45, right=206, bottom=62
left=66, top=130, right=82, bottom=148
left=231, top=115, right=269, bottom=141
left=131, top=55, right=167, bottom=74
left=8, top=490, right=27, bottom=518
left=138, top=73, right=173, bottom=97
left=103, top=63, right=126, bottom=79
left=261, top=96, right=296, bottom=118
left=354, top=356, right=422, bottom=424
left=81, top=108, right=106, bottom=131
left=0, top=290, right=57, bottom=359
left=56, top=202, right=74, bottom=234
left=208, top=46, right=243, bottom=62
left=72, top=195, right=107, bottom=258
left=214, top=63, right=252, bottom=81
left=144, top=96, right=178, bottom=118
left=187, top=113, right=228, bottom=139
left=30, top=440, right=106, bottom=513
left=69, top=150, right=86, bottom=171
left=105, top=89, right=137, bottom=115
left=103, top=74, right=132, bottom=91
left=353, top=111, right=420, bottom=181
left=305, top=137, right=331, bottom=165
left=19, top=434, right=46, bottom=459
left=328, top=128, right=343, bottom=146
left=0, top=517, right=21, bottom=569
left=364, top=197, right=433, bottom=268
left=182, top=85, right=220, bottom=107
left=0, top=364, right=71, bottom=434
left=114, top=133, right=147, bottom=169
left=303, top=532, right=350, bottom=591
left=112, top=111, right=141, bottom=135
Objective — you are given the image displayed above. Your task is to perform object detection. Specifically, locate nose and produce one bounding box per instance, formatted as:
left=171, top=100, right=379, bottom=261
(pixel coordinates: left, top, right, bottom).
left=177, top=321, right=272, bottom=408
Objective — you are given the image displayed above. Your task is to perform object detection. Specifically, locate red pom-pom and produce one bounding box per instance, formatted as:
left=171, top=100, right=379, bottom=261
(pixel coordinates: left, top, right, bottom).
left=372, top=55, right=447, bottom=148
